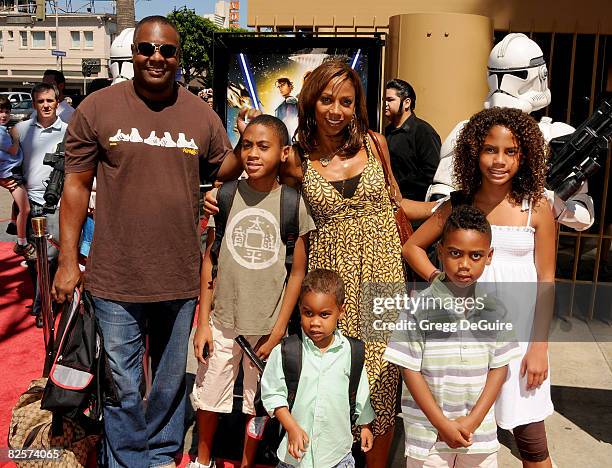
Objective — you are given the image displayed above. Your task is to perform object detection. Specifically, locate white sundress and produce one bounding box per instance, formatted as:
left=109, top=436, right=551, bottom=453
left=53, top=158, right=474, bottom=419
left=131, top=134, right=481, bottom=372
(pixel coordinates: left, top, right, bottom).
left=478, top=199, right=554, bottom=429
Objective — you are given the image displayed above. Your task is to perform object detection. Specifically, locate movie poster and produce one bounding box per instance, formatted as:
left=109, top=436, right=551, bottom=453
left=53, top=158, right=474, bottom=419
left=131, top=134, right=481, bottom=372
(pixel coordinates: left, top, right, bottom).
left=225, top=48, right=369, bottom=146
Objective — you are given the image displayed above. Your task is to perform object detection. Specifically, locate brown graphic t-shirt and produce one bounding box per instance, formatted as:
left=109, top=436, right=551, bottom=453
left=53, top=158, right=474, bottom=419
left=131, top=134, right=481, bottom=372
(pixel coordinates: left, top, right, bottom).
left=65, top=81, right=233, bottom=302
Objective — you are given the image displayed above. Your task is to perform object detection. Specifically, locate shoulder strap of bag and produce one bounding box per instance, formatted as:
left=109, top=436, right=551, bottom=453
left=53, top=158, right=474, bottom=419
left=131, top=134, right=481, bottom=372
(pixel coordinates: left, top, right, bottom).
left=345, top=336, right=366, bottom=425
left=281, top=334, right=303, bottom=411
left=210, top=180, right=239, bottom=278
left=280, top=184, right=300, bottom=277
left=367, top=129, right=401, bottom=206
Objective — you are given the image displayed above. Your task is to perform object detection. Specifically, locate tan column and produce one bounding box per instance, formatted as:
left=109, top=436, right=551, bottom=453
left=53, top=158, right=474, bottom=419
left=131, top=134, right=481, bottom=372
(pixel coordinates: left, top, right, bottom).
left=386, top=13, right=492, bottom=140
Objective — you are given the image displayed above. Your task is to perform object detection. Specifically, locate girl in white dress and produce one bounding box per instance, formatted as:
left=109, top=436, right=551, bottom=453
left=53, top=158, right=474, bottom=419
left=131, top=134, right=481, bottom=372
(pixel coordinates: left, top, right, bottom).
left=404, top=107, right=556, bottom=468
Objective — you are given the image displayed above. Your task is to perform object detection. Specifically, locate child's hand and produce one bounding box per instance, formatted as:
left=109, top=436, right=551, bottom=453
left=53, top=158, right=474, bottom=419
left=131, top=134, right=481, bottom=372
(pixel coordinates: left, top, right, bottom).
left=287, top=426, right=309, bottom=461
left=521, top=343, right=548, bottom=390
left=203, top=189, right=219, bottom=217
left=453, top=415, right=478, bottom=435
left=360, top=425, right=373, bottom=452
left=193, top=324, right=214, bottom=364
left=436, top=418, right=472, bottom=449
left=237, top=107, right=262, bottom=135
left=9, top=126, right=19, bottom=142
left=0, top=177, right=18, bottom=190
left=254, top=333, right=282, bottom=361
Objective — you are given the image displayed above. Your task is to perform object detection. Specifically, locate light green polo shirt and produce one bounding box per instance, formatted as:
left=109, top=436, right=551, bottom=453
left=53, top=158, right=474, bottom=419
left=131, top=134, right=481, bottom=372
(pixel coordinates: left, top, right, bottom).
left=261, top=330, right=375, bottom=467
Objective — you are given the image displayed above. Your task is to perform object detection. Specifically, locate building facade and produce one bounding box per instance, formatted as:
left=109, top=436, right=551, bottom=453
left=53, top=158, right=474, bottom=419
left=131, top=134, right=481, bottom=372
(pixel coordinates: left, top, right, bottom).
left=0, top=2, right=116, bottom=95
left=203, top=1, right=230, bottom=29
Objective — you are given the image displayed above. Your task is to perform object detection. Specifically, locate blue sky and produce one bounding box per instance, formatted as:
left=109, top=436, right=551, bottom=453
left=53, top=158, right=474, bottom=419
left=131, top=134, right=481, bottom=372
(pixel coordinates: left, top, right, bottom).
left=73, top=1, right=248, bottom=28
left=135, top=1, right=248, bottom=27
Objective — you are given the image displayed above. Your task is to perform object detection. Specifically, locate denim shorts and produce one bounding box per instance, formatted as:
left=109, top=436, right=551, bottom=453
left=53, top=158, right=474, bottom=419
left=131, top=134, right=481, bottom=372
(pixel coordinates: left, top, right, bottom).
left=0, top=168, right=25, bottom=188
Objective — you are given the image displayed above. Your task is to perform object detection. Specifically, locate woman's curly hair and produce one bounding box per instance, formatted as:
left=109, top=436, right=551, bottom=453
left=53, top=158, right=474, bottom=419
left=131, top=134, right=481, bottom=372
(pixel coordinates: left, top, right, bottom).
left=453, top=107, right=547, bottom=205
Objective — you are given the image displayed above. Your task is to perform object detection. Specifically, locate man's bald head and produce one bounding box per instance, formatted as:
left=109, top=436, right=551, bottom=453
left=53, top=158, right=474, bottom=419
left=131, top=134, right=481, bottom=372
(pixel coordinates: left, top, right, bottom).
left=134, top=16, right=180, bottom=45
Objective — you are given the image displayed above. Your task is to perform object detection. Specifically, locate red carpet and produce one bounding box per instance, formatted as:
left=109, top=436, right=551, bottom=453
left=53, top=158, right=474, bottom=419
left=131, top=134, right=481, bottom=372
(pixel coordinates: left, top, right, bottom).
left=0, top=242, right=43, bottom=467
left=0, top=243, right=272, bottom=467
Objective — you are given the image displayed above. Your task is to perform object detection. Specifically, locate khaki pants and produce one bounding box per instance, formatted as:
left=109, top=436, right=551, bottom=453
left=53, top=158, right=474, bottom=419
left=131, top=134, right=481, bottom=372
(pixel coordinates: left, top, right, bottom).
left=406, top=452, right=497, bottom=468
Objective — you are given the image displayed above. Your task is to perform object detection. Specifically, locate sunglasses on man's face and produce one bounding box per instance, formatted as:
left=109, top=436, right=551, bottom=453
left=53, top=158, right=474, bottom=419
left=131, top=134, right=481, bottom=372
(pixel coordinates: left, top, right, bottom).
left=133, top=42, right=178, bottom=59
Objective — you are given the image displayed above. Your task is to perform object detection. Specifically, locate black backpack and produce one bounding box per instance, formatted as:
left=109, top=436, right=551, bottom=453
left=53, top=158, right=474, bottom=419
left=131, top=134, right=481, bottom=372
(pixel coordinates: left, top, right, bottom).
left=41, top=289, right=118, bottom=425
left=281, top=334, right=366, bottom=425
left=210, top=180, right=300, bottom=276
left=251, top=333, right=366, bottom=464
left=210, top=180, right=302, bottom=334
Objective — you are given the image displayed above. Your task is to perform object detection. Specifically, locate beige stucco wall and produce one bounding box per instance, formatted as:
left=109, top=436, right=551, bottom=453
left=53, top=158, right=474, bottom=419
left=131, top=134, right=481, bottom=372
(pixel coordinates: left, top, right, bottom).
left=248, top=0, right=612, bottom=34
left=386, top=13, right=492, bottom=139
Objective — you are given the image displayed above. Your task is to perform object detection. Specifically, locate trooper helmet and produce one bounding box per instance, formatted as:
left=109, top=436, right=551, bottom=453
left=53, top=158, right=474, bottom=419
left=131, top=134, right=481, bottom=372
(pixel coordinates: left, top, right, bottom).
left=484, top=33, right=551, bottom=113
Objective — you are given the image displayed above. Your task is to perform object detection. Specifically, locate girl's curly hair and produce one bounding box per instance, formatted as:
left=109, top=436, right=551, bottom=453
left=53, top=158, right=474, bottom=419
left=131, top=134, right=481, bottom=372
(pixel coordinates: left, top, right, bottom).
left=453, top=107, right=547, bottom=205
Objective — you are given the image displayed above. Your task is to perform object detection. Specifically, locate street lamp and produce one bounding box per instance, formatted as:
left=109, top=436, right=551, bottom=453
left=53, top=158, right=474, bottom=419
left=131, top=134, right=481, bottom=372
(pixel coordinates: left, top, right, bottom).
left=55, top=1, right=61, bottom=71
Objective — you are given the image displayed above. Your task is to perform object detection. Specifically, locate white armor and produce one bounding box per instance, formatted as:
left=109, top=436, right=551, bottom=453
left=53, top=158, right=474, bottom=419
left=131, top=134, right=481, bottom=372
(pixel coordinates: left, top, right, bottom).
left=428, top=33, right=595, bottom=231
left=109, top=28, right=135, bottom=84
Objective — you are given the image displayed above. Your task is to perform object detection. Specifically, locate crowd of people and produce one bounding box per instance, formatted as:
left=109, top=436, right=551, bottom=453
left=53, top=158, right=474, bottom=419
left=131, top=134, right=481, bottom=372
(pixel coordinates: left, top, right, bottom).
left=0, top=13, right=597, bottom=468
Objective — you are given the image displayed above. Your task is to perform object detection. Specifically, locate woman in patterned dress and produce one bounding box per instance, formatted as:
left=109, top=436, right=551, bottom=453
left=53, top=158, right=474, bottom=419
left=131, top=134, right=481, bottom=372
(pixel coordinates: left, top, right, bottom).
left=278, top=60, right=434, bottom=467
left=209, top=60, right=434, bottom=466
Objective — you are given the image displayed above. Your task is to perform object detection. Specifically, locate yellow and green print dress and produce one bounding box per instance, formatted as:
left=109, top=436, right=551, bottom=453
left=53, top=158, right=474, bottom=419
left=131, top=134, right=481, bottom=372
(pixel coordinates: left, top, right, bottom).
left=301, top=137, right=405, bottom=436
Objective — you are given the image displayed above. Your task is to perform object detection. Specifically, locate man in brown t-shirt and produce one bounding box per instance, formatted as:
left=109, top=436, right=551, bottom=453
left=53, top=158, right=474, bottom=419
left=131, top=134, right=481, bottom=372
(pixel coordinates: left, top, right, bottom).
left=52, top=16, right=233, bottom=468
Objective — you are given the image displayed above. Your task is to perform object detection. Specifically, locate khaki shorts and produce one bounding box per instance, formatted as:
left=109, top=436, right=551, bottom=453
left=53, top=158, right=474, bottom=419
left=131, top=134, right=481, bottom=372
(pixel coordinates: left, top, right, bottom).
left=190, top=321, right=262, bottom=415
left=406, top=452, right=497, bottom=468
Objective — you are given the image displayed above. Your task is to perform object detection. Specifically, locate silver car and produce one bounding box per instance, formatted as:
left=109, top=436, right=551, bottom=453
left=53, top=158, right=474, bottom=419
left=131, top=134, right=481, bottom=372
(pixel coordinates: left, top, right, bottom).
left=8, top=99, right=34, bottom=125
left=0, top=91, right=32, bottom=103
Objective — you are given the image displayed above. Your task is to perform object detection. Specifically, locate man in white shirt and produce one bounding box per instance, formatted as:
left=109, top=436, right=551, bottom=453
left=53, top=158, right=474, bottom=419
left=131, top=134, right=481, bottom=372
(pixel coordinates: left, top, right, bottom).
left=15, top=82, right=67, bottom=325
left=30, top=70, right=75, bottom=124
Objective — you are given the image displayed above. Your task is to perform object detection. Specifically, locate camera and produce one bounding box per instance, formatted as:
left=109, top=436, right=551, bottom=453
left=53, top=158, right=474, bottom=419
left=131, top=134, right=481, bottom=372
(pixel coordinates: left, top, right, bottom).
left=42, top=141, right=65, bottom=214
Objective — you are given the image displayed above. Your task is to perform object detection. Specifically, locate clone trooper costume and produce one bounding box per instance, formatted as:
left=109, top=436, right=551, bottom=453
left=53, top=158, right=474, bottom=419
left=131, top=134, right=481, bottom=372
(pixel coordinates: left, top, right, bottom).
left=428, top=33, right=594, bottom=231
left=109, top=28, right=135, bottom=84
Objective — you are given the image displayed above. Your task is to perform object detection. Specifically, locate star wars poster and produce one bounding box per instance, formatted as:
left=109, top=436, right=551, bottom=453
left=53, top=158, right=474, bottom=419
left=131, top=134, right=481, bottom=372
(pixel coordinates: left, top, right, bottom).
left=225, top=48, right=370, bottom=146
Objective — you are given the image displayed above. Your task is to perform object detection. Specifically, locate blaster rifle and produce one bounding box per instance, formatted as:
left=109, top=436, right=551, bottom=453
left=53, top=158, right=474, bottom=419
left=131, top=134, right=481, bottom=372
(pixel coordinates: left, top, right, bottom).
left=547, top=97, right=612, bottom=201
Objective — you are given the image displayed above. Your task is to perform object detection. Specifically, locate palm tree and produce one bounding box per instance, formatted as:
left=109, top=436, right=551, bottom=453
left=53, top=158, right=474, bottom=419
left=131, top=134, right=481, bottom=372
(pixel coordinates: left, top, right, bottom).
left=116, top=0, right=135, bottom=33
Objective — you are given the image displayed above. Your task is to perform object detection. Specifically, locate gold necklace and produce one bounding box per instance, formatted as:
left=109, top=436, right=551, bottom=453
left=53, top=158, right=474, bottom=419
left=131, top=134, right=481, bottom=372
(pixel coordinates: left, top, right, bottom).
left=318, top=141, right=350, bottom=167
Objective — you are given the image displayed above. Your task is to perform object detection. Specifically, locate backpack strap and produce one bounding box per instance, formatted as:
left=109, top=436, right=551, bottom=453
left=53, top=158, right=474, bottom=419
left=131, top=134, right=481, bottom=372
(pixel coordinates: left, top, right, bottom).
left=345, top=336, right=366, bottom=425
left=280, top=185, right=300, bottom=277
left=281, top=334, right=303, bottom=411
left=210, top=180, right=239, bottom=279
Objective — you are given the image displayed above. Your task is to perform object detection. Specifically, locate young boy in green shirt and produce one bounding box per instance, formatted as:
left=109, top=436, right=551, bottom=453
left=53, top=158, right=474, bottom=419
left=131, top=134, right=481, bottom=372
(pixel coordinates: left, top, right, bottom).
left=261, top=269, right=374, bottom=467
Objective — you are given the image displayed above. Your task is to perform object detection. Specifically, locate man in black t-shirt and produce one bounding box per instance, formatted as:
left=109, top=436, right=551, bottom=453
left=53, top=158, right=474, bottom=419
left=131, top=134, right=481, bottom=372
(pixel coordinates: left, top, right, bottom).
left=384, top=79, right=441, bottom=201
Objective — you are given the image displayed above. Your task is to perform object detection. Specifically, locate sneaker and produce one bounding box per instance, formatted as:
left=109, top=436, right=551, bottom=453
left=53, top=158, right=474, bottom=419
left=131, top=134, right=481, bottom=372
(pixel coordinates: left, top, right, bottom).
left=144, top=131, right=161, bottom=146
left=129, top=128, right=143, bottom=143
left=5, top=222, right=17, bottom=235
left=160, top=132, right=177, bottom=147
left=186, top=459, right=215, bottom=468
left=14, top=242, right=36, bottom=261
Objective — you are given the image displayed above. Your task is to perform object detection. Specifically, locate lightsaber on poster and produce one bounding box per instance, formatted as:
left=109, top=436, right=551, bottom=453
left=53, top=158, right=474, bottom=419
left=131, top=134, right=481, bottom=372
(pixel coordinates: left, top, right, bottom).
left=350, top=49, right=362, bottom=69
left=239, top=53, right=261, bottom=111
